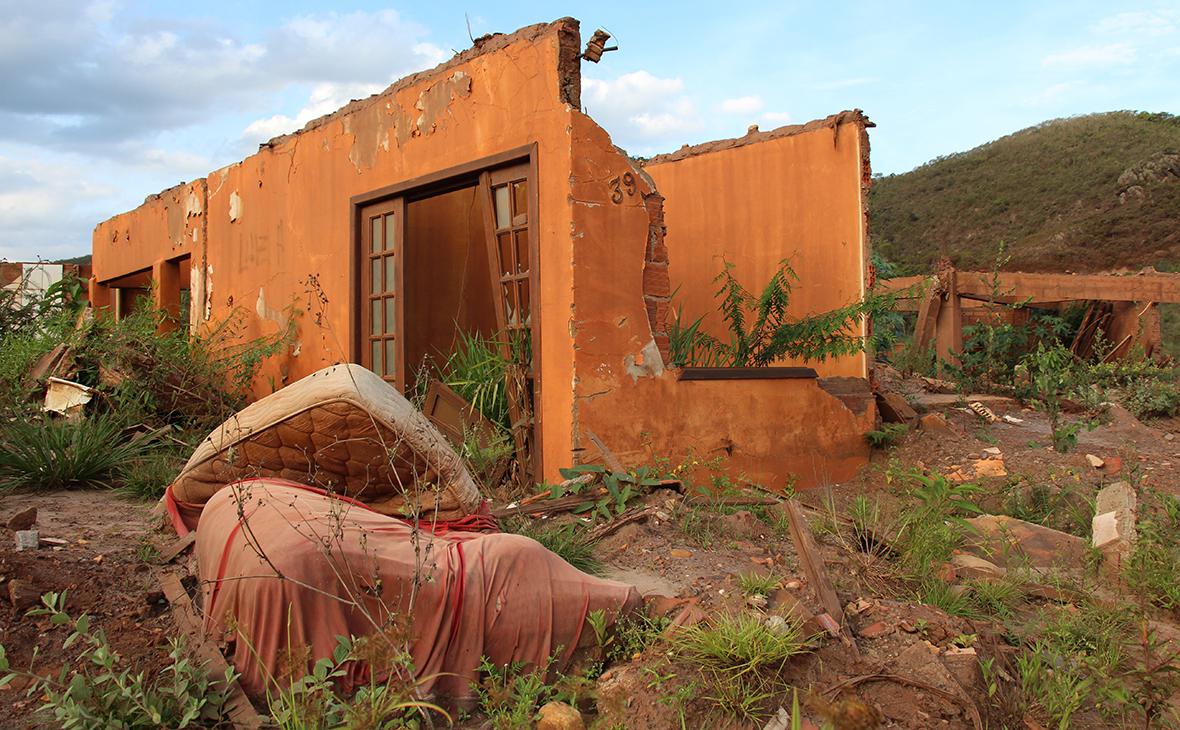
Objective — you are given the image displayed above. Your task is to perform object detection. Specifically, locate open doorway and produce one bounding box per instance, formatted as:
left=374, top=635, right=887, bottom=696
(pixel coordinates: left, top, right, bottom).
left=355, top=156, right=539, bottom=483
left=403, top=184, right=498, bottom=387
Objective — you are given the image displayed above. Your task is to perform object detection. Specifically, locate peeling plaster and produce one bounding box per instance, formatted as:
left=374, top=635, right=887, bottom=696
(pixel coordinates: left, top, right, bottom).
left=229, top=192, right=242, bottom=222
left=415, top=71, right=472, bottom=134
left=184, top=191, right=203, bottom=217
left=623, top=339, right=666, bottom=382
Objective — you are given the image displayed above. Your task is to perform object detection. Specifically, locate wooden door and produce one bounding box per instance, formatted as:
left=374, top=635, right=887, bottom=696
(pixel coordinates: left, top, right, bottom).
left=359, top=197, right=405, bottom=390
left=480, top=163, right=536, bottom=479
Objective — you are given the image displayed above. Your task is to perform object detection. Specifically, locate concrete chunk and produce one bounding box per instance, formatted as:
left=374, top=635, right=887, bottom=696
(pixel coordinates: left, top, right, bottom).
left=1092, top=481, right=1137, bottom=557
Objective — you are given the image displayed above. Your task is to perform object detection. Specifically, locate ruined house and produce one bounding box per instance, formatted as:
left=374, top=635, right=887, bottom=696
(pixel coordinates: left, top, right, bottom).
left=90, top=18, right=876, bottom=489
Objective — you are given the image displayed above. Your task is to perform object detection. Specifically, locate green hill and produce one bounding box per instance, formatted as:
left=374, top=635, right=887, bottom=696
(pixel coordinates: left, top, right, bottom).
left=871, top=111, right=1180, bottom=275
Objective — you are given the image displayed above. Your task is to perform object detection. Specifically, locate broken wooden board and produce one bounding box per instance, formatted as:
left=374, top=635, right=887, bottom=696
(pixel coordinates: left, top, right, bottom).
left=781, top=499, right=857, bottom=654
left=156, top=532, right=196, bottom=564
left=584, top=429, right=626, bottom=473
left=159, top=570, right=263, bottom=729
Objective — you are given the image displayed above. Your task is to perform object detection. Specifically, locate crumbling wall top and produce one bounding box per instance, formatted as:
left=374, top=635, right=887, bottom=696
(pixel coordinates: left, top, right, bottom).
left=640, top=109, right=873, bottom=167
left=262, top=17, right=581, bottom=149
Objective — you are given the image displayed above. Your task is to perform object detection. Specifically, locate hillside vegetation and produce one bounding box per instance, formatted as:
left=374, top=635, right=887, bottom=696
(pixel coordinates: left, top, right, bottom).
left=871, top=111, right=1180, bottom=274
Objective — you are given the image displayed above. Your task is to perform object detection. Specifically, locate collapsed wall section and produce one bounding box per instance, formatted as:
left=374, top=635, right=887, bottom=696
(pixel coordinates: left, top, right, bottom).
left=567, top=112, right=873, bottom=489
left=642, top=112, right=873, bottom=378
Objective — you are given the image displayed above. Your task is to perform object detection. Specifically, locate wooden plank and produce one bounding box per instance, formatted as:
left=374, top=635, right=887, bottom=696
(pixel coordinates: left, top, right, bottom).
left=159, top=571, right=263, bottom=729
left=956, top=271, right=1180, bottom=304
left=156, top=532, right=196, bottom=564
left=781, top=499, right=857, bottom=653
left=584, top=429, right=626, bottom=473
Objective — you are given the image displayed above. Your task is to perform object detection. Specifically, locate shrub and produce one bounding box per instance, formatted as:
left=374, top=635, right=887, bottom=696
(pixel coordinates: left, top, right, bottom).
left=503, top=518, right=603, bottom=575
left=0, top=416, right=154, bottom=492
left=668, top=611, right=811, bottom=722
left=669, top=258, right=896, bottom=368
left=865, top=423, right=908, bottom=449
left=0, top=591, right=234, bottom=728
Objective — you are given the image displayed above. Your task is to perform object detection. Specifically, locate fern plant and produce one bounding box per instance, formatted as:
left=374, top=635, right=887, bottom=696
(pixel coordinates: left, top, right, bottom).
left=669, top=259, right=896, bottom=368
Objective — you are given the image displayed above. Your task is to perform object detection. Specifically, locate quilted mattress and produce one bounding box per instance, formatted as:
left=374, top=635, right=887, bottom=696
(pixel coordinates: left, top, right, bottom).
left=169, top=363, right=481, bottom=519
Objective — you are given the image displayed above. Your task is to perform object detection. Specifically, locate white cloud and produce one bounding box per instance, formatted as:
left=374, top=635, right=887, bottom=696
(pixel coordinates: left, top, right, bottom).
left=719, top=95, right=764, bottom=114
left=0, top=154, right=117, bottom=261
left=1094, top=11, right=1176, bottom=37
left=583, top=71, right=702, bottom=151
left=1042, top=43, right=1137, bottom=67
left=242, top=81, right=385, bottom=147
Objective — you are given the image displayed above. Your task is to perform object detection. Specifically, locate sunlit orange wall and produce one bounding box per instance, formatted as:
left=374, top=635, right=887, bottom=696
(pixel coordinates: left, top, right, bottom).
left=93, top=20, right=580, bottom=479
left=644, top=119, right=870, bottom=378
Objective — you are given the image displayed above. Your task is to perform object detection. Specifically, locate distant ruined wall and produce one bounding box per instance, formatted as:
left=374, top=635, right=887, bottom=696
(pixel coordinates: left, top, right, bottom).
left=643, top=112, right=873, bottom=378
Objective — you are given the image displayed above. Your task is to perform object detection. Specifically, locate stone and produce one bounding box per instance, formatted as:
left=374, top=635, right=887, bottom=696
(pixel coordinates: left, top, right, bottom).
left=950, top=553, right=1006, bottom=579
left=537, top=701, right=584, bottom=730
left=6, top=506, right=36, bottom=531
left=973, top=458, right=1007, bottom=478
left=857, top=620, right=892, bottom=638
left=14, top=529, right=39, bottom=551
left=964, top=514, right=1087, bottom=571
left=981, top=447, right=1002, bottom=458
left=876, top=391, right=917, bottom=424
left=7, top=579, right=41, bottom=612
left=669, top=548, right=693, bottom=559
left=919, top=413, right=955, bottom=436
left=1086, top=454, right=1105, bottom=469
left=941, top=646, right=980, bottom=690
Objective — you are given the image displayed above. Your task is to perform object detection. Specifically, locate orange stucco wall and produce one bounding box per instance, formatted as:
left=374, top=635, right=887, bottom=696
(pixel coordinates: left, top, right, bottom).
left=566, top=112, right=873, bottom=488
left=93, top=18, right=873, bottom=489
left=644, top=115, right=871, bottom=378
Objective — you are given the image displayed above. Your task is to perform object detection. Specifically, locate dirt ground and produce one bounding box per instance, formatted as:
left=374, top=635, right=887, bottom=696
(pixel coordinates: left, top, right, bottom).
left=0, top=492, right=176, bottom=728
left=3, top=375, right=1180, bottom=728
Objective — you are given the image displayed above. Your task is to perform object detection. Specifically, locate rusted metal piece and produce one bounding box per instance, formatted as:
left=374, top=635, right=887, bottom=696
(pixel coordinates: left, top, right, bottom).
left=159, top=570, right=263, bottom=729
left=581, top=29, right=615, bottom=63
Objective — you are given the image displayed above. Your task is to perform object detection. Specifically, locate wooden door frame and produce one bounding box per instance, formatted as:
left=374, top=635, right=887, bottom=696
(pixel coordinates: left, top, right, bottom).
left=348, top=144, right=543, bottom=477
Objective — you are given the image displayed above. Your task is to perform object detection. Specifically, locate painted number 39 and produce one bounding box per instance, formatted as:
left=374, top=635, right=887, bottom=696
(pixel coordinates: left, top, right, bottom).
left=608, top=172, right=636, bottom=204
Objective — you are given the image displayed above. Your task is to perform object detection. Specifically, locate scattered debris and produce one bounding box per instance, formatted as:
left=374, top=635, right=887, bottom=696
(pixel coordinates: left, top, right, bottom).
left=6, top=506, right=37, bottom=531
left=42, top=376, right=94, bottom=418
left=14, top=529, right=39, bottom=551
left=876, top=390, right=917, bottom=424
left=1086, top=453, right=1105, bottom=469
left=968, top=401, right=998, bottom=423
left=1001, top=414, right=1024, bottom=425
left=1092, top=481, right=1137, bottom=570
left=782, top=499, right=857, bottom=652
left=7, top=579, right=41, bottom=612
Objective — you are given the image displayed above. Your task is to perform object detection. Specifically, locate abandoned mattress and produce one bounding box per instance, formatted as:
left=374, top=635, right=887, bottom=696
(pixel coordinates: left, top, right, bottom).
left=196, top=479, right=641, bottom=699
left=169, top=363, right=481, bottom=523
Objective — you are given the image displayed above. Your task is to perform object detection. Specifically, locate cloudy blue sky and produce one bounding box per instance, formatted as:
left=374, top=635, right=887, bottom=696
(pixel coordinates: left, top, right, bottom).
left=1, top=1, right=1178, bottom=261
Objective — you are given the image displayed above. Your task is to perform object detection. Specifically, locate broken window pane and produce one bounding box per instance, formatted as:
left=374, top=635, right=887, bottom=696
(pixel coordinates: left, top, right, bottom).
left=384, top=298, right=396, bottom=334
left=384, top=214, right=396, bottom=253
left=518, top=282, right=530, bottom=323
left=371, top=258, right=381, bottom=293
left=371, top=217, right=382, bottom=254
left=371, top=299, right=381, bottom=336
left=515, top=230, right=529, bottom=273
left=384, top=254, right=395, bottom=293
left=384, top=339, right=396, bottom=376
left=512, top=180, right=528, bottom=224
left=502, top=283, right=517, bottom=325
left=498, top=233, right=513, bottom=276
left=371, top=340, right=381, bottom=373
left=494, top=185, right=510, bottom=229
